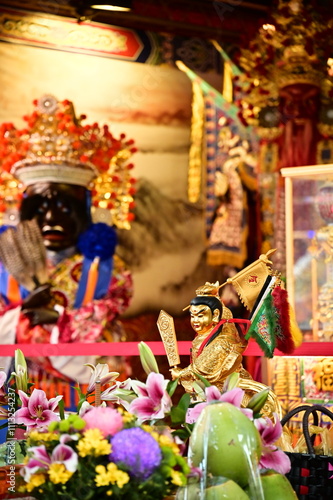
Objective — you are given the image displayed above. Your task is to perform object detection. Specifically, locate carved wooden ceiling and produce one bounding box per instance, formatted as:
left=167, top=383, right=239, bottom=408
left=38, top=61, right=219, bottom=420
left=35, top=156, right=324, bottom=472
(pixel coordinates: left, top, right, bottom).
left=0, top=0, right=276, bottom=42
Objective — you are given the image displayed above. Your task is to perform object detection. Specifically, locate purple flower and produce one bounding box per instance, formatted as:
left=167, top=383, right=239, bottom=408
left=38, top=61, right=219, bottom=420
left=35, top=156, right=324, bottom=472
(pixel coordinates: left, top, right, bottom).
left=14, top=389, right=62, bottom=430
left=254, top=414, right=291, bottom=474
left=109, top=428, right=162, bottom=480
left=129, top=372, right=172, bottom=421
left=186, top=386, right=253, bottom=424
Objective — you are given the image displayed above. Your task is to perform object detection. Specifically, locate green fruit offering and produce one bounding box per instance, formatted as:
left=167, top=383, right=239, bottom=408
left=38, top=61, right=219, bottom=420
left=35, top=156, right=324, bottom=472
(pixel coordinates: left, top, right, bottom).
left=205, top=480, right=250, bottom=499
left=189, top=402, right=262, bottom=488
left=176, top=478, right=250, bottom=500
left=259, top=470, right=298, bottom=499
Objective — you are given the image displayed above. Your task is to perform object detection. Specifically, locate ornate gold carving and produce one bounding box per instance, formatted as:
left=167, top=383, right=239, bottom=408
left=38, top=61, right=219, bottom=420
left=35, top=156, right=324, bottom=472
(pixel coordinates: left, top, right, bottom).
left=157, top=310, right=180, bottom=367
left=257, top=126, right=283, bottom=141
left=0, top=10, right=128, bottom=55
left=187, top=80, right=205, bottom=203
left=317, top=124, right=333, bottom=139
left=313, top=358, right=333, bottom=392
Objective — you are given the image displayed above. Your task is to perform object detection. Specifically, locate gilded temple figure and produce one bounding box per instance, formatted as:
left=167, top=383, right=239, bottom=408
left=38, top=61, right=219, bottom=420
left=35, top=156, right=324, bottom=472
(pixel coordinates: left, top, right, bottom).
left=159, top=249, right=303, bottom=419
left=170, top=282, right=252, bottom=393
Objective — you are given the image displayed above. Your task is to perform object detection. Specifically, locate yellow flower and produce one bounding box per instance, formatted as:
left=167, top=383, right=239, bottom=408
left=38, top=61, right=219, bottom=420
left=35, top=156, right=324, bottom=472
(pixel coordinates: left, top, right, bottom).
left=28, top=430, right=59, bottom=443
left=158, top=435, right=180, bottom=454
left=77, top=428, right=111, bottom=457
left=95, top=463, right=129, bottom=488
left=141, top=424, right=153, bottom=433
left=170, top=470, right=185, bottom=487
left=145, top=428, right=180, bottom=455
left=25, top=473, right=45, bottom=492
left=84, top=428, right=105, bottom=440
left=95, top=465, right=112, bottom=487
left=48, top=463, right=73, bottom=484
left=118, top=409, right=135, bottom=424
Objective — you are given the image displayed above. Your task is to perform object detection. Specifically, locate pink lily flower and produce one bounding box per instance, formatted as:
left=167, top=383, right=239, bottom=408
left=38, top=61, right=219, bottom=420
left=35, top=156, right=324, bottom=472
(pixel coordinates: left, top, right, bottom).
left=85, top=363, right=119, bottom=395
left=14, top=389, right=63, bottom=430
left=0, top=370, right=6, bottom=390
left=254, top=414, right=291, bottom=474
left=129, top=372, right=172, bottom=421
left=186, top=386, right=253, bottom=424
left=0, top=371, right=6, bottom=401
left=329, top=463, right=333, bottom=479
left=78, top=401, right=94, bottom=417
left=59, top=433, right=79, bottom=444
left=0, top=371, right=7, bottom=408
left=21, top=443, right=78, bottom=482
left=21, top=445, right=51, bottom=481
left=51, top=442, right=78, bottom=472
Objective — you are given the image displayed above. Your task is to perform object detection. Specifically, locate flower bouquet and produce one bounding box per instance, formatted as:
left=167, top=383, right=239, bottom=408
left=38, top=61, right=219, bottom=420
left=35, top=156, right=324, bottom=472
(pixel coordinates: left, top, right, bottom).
left=18, top=407, right=189, bottom=500
left=0, top=343, right=296, bottom=499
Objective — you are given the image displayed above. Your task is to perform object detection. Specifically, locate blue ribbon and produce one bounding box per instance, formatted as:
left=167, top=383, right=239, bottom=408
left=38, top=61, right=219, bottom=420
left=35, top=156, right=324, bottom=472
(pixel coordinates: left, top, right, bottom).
left=0, top=264, right=30, bottom=304
left=74, top=256, right=113, bottom=308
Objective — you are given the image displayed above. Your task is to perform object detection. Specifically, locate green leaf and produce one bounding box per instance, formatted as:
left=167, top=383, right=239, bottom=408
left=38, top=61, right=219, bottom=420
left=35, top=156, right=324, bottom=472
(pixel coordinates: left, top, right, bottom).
left=170, top=405, right=186, bottom=424
left=173, top=426, right=193, bottom=440
left=72, top=385, right=84, bottom=399
left=170, top=393, right=191, bottom=424
left=77, top=395, right=87, bottom=413
left=57, top=394, right=65, bottom=420
left=177, top=392, right=191, bottom=412
left=166, top=378, right=179, bottom=397
left=193, top=372, right=211, bottom=387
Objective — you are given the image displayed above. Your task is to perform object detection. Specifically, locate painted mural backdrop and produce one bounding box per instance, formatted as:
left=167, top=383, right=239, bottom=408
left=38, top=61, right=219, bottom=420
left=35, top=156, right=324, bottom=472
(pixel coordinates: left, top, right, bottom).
left=0, top=8, right=224, bottom=320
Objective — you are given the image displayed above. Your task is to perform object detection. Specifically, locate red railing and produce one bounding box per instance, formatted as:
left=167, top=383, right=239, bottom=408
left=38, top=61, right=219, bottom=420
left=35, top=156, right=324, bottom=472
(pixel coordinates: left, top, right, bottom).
left=1, top=340, right=331, bottom=357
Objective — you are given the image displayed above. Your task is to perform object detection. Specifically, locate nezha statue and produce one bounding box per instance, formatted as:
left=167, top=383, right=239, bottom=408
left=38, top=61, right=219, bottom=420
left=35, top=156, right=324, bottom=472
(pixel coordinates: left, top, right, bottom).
left=168, top=281, right=252, bottom=393
left=158, top=249, right=303, bottom=418
left=0, top=95, right=136, bottom=388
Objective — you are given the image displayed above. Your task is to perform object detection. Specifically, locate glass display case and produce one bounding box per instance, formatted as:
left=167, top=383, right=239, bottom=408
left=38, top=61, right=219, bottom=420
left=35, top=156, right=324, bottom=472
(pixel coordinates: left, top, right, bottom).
left=281, top=164, right=333, bottom=343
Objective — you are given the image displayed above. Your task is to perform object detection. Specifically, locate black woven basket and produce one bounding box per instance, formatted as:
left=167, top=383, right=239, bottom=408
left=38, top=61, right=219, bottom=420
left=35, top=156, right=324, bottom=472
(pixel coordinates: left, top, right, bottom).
left=281, top=404, right=333, bottom=500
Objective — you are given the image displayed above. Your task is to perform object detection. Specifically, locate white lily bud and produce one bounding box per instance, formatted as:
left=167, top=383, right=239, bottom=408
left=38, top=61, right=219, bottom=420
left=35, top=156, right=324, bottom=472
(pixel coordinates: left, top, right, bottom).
left=138, top=342, right=159, bottom=375
left=12, top=349, right=28, bottom=392
left=222, top=372, right=240, bottom=392
left=247, top=387, right=270, bottom=414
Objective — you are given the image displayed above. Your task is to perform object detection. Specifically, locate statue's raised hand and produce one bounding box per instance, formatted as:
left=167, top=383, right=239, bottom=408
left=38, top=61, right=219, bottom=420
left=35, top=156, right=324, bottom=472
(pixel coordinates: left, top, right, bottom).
left=22, top=307, right=59, bottom=326
left=22, top=283, right=53, bottom=309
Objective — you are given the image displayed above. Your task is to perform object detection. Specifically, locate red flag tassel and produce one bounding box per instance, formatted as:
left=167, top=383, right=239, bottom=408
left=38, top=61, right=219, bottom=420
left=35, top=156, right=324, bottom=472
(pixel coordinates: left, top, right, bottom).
left=272, top=286, right=295, bottom=354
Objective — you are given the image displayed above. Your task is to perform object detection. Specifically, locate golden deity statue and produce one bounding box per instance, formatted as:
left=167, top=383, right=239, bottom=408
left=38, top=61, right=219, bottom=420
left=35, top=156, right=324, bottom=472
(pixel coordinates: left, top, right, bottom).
left=169, top=282, right=252, bottom=392
left=158, top=278, right=283, bottom=420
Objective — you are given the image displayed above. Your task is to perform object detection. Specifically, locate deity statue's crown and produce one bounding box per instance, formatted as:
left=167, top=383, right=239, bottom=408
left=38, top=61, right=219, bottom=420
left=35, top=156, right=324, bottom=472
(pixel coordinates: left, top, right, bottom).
left=276, top=44, right=324, bottom=89
left=234, top=0, right=333, bottom=128
left=0, top=95, right=137, bottom=228
left=195, top=281, right=221, bottom=299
